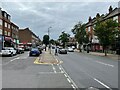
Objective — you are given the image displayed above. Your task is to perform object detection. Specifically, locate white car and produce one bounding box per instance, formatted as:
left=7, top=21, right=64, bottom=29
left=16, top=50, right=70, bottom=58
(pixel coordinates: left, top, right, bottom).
left=2, top=47, right=17, bottom=56
left=68, top=47, right=74, bottom=52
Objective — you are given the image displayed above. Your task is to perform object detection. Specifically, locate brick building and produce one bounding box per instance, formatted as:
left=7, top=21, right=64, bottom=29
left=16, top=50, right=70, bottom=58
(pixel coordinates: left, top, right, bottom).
left=11, top=22, right=19, bottom=48
left=0, top=8, right=3, bottom=51
left=19, top=28, right=41, bottom=49
left=0, top=8, right=20, bottom=51
left=85, top=6, right=120, bottom=51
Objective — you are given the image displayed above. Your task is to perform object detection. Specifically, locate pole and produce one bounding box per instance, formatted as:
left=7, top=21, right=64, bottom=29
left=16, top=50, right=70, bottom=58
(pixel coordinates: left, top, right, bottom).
left=48, top=27, right=52, bottom=54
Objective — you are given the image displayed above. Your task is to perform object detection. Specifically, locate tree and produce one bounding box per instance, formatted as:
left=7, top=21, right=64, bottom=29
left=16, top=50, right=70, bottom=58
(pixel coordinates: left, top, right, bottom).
left=58, top=31, right=70, bottom=48
left=72, top=22, right=88, bottom=52
left=94, top=19, right=119, bottom=56
left=49, top=39, right=54, bottom=45
left=43, top=35, right=49, bottom=46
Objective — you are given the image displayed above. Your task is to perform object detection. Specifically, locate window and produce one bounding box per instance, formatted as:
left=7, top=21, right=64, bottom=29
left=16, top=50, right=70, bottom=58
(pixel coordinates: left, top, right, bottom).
left=88, top=27, right=90, bottom=32
left=5, top=22, right=7, bottom=27
left=4, top=31, right=7, bottom=36
left=8, top=24, right=10, bottom=29
left=0, top=19, right=2, bottom=25
left=0, top=29, right=2, bottom=35
left=8, top=32, right=10, bottom=36
left=113, top=16, right=118, bottom=22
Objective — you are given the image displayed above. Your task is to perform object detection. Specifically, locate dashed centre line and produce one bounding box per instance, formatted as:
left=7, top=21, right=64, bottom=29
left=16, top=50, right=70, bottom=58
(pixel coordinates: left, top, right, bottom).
left=96, top=61, right=114, bottom=67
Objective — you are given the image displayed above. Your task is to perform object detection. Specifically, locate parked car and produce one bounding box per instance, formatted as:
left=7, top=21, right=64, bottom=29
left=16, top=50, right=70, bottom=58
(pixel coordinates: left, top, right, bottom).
left=67, top=47, right=74, bottom=52
left=2, top=47, right=17, bottom=56
left=16, top=48, right=24, bottom=54
left=29, top=48, right=40, bottom=56
left=58, top=48, right=67, bottom=54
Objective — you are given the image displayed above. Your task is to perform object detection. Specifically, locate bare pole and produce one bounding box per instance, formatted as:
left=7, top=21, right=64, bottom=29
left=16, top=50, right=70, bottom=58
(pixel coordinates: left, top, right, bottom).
left=48, top=27, right=52, bottom=54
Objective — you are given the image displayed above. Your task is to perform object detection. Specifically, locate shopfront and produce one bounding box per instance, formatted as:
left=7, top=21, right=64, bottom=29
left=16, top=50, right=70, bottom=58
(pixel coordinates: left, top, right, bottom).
left=4, top=36, right=14, bottom=47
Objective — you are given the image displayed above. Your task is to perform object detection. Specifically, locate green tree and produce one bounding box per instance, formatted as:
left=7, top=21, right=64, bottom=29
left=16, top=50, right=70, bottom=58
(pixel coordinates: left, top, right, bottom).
left=72, top=22, right=88, bottom=52
left=49, top=39, right=55, bottom=45
left=94, top=19, right=119, bottom=56
left=58, top=31, right=70, bottom=48
left=43, top=35, right=49, bottom=46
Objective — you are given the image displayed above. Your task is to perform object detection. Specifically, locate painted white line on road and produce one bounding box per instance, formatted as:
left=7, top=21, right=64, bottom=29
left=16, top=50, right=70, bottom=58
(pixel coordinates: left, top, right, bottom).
left=64, top=74, right=68, bottom=78
left=10, top=57, right=19, bottom=62
left=96, top=61, right=114, bottom=67
left=2, top=57, right=20, bottom=66
left=71, top=84, right=75, bottom=89
left=38, top=72, right=63, bottom=74
left=59, top=64, right=78, bottom=89
left=67, top=78, right=72, bottom=83
left=94, top=78, right=112, bottom=90
left=52, top=64, right=57, bottom=73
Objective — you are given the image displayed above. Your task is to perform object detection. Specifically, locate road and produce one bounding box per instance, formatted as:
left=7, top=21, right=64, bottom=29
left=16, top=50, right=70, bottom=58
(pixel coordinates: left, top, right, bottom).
left=1, top=50, right=119, bottom=90
left=1, top=51, right=73, bottom=89
left=55, top=51, right=119, bottom=90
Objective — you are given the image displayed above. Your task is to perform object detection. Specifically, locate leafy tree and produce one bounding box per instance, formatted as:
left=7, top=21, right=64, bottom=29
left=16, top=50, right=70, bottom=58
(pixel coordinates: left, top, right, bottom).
left=94, top=19, right=119, bottom=56
left=58, top=31, right=70, bottom=48
left=49, top=39, right=55, bottom=45
left=72, top=22, right=88, bottom=52
left=43, top=35, right=49, bottom=46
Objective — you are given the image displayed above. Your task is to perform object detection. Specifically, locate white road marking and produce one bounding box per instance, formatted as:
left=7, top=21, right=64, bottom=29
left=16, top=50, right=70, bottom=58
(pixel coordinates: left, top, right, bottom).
left=67, top=78, right=71, bottom=83
left=64, top=74, right=68, bottom=77
left=38, top=72, right=63, bottom=74
left=1, top=57, right=20, bottom=66
left=94, top=78, right=112, bottom=90
left=59, top=64, right=78, bottom=89
left=96, top=61, right=114, bottom=67
left=71, top=84, right=76, bottom=89
left=52, top=64, right=57, bottom=73
left=10, top=57, right=19, bottom=62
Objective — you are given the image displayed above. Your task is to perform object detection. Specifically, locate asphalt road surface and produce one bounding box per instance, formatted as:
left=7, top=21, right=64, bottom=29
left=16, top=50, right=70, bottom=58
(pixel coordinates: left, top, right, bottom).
left=1, top=50, right=119, bottom=90
left=1, top=51, right=74, bottom=89
left=56, top=51, right=118, bottom=90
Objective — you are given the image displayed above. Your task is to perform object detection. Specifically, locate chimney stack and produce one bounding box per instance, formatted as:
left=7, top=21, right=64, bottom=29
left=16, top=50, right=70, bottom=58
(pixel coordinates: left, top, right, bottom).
left=109, top=6, right=113, bottom=13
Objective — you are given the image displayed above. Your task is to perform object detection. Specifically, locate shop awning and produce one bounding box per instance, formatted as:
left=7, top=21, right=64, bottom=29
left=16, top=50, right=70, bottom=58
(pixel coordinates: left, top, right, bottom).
left=5, top=37, right=14, bottom=42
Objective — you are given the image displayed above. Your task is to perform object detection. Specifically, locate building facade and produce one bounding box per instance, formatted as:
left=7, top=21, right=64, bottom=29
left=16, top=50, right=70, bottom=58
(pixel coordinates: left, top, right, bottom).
left=85, top=6, right=120, bottom=52
left=19, top=28, right=40, bottom=49
left=11, top=22, right=19, bottom=48
left=0, top=8, right=20, bottom=50
left=0, top=8, right=3, bottom=51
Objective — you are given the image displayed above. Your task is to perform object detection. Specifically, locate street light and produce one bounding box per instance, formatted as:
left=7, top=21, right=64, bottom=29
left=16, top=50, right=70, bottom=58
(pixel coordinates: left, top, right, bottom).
left=48, top=26, right=52, bottom=54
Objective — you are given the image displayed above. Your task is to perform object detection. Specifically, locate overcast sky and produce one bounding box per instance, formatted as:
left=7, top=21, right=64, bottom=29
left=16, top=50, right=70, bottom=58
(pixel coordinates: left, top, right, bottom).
left=0, top=1, right=118, bottom=40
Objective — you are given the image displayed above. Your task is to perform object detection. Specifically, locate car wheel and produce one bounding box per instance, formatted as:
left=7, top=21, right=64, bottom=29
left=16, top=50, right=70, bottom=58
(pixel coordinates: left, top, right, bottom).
left=10, top=53, right=13, bottom=57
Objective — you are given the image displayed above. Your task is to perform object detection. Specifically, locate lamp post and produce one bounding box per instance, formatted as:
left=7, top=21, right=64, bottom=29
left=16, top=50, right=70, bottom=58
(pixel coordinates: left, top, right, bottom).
left=48, top=27, right=52, bottom=54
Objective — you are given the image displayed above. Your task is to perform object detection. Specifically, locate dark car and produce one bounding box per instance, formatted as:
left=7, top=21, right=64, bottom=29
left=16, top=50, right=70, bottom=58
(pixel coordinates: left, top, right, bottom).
left=58, top=48, right=67, bottom=54
left=29, top=48, right=40, bottom=56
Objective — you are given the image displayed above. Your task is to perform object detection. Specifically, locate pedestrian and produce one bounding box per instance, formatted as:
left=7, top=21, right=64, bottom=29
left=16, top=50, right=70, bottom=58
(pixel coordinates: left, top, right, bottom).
left=55, top=46, right=58, bottom=55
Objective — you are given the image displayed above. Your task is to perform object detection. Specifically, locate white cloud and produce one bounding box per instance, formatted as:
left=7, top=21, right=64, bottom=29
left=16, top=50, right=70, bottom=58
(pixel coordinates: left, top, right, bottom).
left=1, top=2, right=118, bottom=39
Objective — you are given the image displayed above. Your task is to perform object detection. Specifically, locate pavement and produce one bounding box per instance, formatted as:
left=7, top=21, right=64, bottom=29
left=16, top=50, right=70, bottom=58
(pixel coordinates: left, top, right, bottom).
left=75, top=49, right=119, bottom=60
left=34, top=50, right=61, bottom=65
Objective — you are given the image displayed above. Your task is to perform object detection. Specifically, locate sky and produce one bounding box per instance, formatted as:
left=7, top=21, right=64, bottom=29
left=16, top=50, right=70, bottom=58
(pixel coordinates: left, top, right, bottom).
left=0, top=1, right=119, bottom=40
